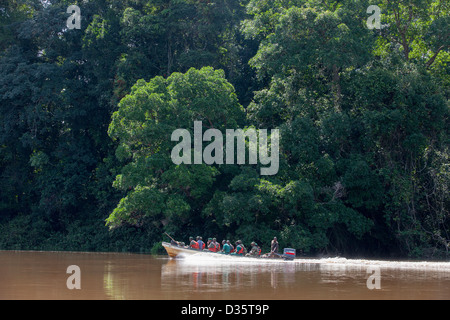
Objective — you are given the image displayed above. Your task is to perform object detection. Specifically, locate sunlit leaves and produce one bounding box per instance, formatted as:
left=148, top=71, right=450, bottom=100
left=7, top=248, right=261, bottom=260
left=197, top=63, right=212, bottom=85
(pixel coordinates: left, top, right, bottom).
left=106, top=67, right=245, bottom=229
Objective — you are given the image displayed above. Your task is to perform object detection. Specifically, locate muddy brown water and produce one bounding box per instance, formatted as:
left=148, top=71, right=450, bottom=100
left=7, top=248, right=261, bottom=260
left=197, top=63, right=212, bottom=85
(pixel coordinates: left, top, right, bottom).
left=1, top=250, right=449, bottom=300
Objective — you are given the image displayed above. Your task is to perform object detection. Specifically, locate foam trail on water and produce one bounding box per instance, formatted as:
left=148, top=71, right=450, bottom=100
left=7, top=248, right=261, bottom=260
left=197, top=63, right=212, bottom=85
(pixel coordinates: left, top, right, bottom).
left=179, top=254, right=450, bottom=272
left=297, top=257, right=450, bottom=272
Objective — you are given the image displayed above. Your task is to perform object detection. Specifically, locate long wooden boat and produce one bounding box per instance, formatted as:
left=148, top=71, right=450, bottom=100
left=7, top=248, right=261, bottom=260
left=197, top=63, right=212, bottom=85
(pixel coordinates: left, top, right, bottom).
left=162, top=241, right=295, bottom=260
left=162, top=241, right=205, bottom=258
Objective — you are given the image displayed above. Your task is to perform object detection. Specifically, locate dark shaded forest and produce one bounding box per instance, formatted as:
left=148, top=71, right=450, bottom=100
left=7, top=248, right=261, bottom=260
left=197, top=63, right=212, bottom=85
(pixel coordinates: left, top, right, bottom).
left=0, top=0, right=448, bottom=259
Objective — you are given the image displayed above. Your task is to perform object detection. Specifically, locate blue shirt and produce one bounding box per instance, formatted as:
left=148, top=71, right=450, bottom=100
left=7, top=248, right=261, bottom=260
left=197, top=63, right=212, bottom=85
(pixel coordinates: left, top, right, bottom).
left=223, top=243, right=231, bottom=254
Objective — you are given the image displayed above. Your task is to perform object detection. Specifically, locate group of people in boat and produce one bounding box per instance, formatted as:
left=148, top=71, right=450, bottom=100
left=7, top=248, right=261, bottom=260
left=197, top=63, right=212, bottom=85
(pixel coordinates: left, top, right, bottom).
left=181, top=236, right=279, bottom=258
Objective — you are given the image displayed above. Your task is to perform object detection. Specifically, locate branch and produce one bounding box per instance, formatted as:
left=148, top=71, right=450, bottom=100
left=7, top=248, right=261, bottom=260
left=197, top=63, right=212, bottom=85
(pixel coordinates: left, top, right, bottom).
left=426, top=45, right=448, bottom=68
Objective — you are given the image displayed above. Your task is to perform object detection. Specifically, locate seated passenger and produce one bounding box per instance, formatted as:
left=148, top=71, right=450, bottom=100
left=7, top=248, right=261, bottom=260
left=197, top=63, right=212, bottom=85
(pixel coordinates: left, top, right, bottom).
left=189, top=237, right=199, bottom=249
left=207, top=238, right=216, bottom=252
left=196, top=236, right=205, bottom=250
left=246, top=242, right=261, bottom=257
left=231, top=240, right=245, bottom=256
left=222, top=240, right=231, bottom=254
left=213, top=238, right=221, bottom=252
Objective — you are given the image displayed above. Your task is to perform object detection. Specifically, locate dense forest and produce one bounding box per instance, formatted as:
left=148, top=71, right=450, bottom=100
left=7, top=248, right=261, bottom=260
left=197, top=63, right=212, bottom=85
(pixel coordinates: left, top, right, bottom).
left=0, top=0, right=448, bottom=259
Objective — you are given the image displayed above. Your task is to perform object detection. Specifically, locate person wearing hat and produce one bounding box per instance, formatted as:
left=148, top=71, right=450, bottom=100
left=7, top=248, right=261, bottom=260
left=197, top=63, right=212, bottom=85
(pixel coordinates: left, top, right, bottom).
left=231, top=240, right=245, bottom=256
left=207, top=238, right=216, bottom=252
left=187, top=236, right=193, bottom=248
left=247, top=242, right=261, bottom=257
left=189, top=236, right=199, bottom=249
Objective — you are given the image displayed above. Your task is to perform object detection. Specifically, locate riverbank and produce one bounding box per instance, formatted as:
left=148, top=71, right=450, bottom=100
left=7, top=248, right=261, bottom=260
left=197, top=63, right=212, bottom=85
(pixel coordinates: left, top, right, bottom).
left=1, top=213, right=449, bottom=261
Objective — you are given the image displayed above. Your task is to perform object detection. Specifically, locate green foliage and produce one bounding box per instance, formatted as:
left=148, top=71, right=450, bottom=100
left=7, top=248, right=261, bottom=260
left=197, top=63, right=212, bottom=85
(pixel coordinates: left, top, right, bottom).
left=106, top=66, right=245, bottom=232
left=0, top=0, right=448, bottom=258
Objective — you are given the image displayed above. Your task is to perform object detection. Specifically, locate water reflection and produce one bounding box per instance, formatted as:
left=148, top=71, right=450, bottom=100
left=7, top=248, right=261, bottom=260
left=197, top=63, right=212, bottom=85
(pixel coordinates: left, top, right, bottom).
left=159, top=256, right=450, bottom=299
left=160, top=256, right=322, bottom=299
left=104, top=262, right=126, bottom=300
left=1, top=251, right=449, bottom=300
left=100, top=255, right=165, bottom=300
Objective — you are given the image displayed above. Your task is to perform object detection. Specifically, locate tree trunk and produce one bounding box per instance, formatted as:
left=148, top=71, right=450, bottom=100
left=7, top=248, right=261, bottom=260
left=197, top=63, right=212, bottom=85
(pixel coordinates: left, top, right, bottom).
left=332, top=64, right=341, bottom=110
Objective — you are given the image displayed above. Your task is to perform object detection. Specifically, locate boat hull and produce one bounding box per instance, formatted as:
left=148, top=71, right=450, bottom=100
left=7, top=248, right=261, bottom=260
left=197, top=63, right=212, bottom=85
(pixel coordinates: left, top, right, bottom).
left=161, top=242, right=292, bottom=260
left=162, top=242, right=203, bottom=258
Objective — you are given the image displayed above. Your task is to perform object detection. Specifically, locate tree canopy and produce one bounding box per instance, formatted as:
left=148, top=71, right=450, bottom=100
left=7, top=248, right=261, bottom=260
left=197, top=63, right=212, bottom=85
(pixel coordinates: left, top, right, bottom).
left=0, top=0, right=448, bottom=258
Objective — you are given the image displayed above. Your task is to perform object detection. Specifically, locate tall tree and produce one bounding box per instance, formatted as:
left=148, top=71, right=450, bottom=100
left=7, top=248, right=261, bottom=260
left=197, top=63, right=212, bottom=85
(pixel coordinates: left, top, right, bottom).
left=376, top=0, right=449, bottom=68
left=106, top=67, right=245, bottom=235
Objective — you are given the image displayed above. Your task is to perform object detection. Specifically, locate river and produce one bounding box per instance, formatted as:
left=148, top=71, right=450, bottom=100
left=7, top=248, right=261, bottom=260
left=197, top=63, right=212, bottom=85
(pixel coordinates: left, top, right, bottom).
left=1, top=250, right=449, bottom=300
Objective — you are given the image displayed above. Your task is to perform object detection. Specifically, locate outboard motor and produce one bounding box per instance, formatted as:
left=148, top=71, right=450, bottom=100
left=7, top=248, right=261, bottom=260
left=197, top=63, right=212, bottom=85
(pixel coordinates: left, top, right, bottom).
left=282, top=248, right=296, bottom=260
